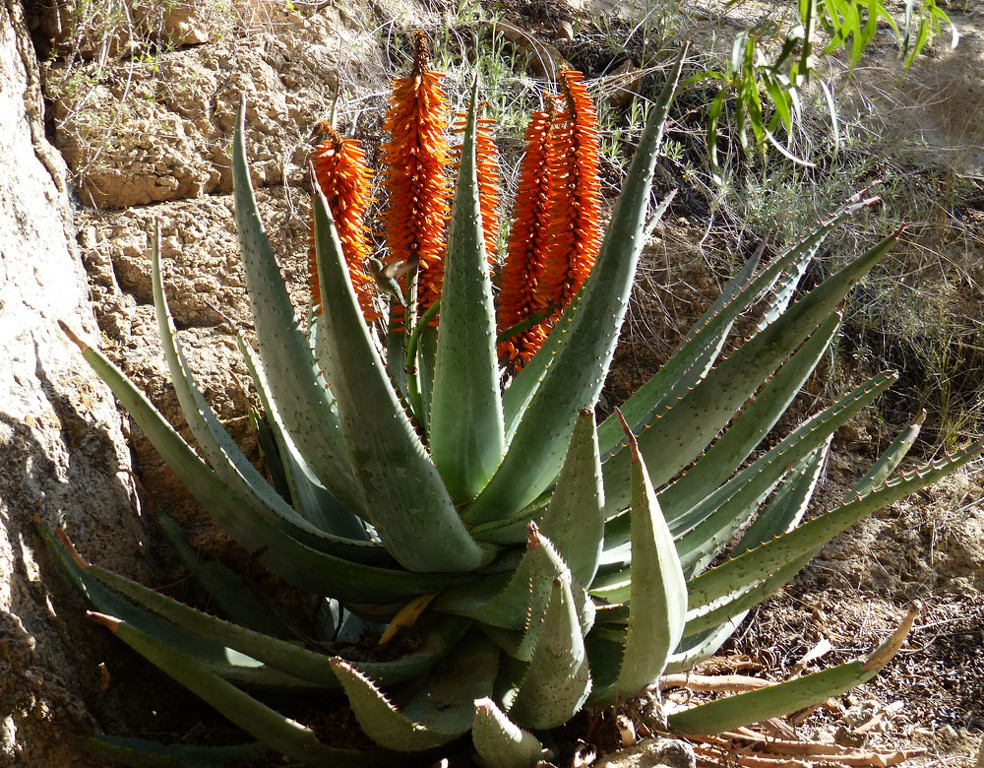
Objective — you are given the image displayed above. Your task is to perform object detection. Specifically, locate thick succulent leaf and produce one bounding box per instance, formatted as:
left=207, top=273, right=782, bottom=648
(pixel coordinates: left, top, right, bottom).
left=48, top=530, right=417, bottom=691
left=467, top=495, right=551, bottom=545
left=472, top=698, right=542, bottom=768
left=81, top=736, right=266, bottom=768
left=597, top=239, right=760, bottom=456
left=429, top=80, right=505, bottom=503
left=682, top=555, right=805, bottom=639
left=537, top=409, right=605, bottom=586
left=755, top=234, right=814, bottom=332
left=588, top=596, right=748, bottom=664
left=87, top=563, right=469, bottom=688
left=731, top=438, right=831, bottom=556
left=434, top=526, right=594, bottom=653
left=594, top=370, right=897, bottom=605
left=477, top=624, right=524, bottom=658
left=507, top=575, right=592, bottom=729
left=584, top=629, right=625, bottom=704
left=845, top=411, right=924, bottom=500
left=613, top=412, right=687, bottom=700
left=89, top=612, right=388, bottom=765
left=431, top=571, right=514, bottom=624
left=682, top=416, right=933, bottom=639
left=587, top=564, right=631, bottom=602
left=590, top=539, right=628, bottom=580
left=47, top=351, right=468, bottom=603
left=681, top=416, right=918, bottom=637
left=237, top=334, right=371, bottom=542
left=435, top=526, right=594, bottom=644
left=417, top=324, right=439, bottom=437
left=668, top=609, right=917, bottom=734
left=502, top=185, right=677, bottom=448
left=151, top=235, right=375, bottom=561
left=513, top=543, right=595, bottom=662
left=251, top=410, right=291, bottom=502
left=151, top=230, right=287, bottom=518
left=592, top=603, right=630, bottom=626
left=600, top=227, right=900, bottom=517
left=332, top=633, right=499, bottom=752
left=687, top=441, right=984, bottom=614
left=674, top=238, right=764, bottom=373
left=677, top=404, right=876, bottom=574
left=658, top=312, right=840, bottom=523
left=666, top=614, right=749, bottom=673
left=602, top=371, right=896, bottom=573
left=310, top=165, right=488, bottom=573
left=465, top=49, right=687, bottom=525
left=156, top=512, right=298, bottom=639
left=401, top=292, right=430, bottom=427
left=597, top=193, right=878, bottom=456
left=231, top=102, right=361, bottom=512
left=53, top=339, right=443, bottom=600
left=43, top=527, right=272, bottom=683
left=385, top=322, right=410, bottom=404
left=674, top=372, right=894, bottom=545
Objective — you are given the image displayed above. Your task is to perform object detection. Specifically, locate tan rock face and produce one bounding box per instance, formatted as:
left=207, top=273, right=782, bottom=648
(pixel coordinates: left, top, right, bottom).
left=0, top=2, right=145, bottom=764
left=36, top=0, right=220, bottom=58
left=47, top=4, right=381, bottom=208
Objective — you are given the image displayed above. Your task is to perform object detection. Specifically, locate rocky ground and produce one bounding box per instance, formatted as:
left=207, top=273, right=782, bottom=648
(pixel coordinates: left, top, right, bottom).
left=10, top=0, right=984, bottom=764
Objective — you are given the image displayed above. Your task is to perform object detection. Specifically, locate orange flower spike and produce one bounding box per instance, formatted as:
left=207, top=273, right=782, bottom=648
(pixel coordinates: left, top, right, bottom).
left=497, top=104, right=556, bottom=365
left=537, top=69, right=602, bottom=318
left=310, top=122, right=379, bottom=322
left=453, top=109, right=501, bottom=263
left=381, top=31, right=451, bottom=315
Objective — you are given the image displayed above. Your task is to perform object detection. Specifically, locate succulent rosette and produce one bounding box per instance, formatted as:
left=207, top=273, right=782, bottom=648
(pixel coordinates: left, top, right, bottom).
left=49, top=38, right=980, bottom=767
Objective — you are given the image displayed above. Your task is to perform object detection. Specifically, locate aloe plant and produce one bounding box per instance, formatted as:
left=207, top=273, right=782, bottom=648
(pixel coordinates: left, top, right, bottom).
left=49, top=40, right=981, bottom=767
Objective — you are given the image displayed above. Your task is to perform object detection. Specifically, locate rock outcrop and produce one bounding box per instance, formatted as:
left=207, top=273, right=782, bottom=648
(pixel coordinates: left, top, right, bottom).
left=0, top=1, right=144, bottom=764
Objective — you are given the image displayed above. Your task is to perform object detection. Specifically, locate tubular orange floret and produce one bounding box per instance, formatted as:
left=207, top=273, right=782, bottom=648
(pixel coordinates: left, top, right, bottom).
left=497, top=104, right=556, bottom=366
left=535, top=69, right=602, bottom=320
left=310, top=122, right=380, bottom=322
left=381, top=30, right=451, bottom=318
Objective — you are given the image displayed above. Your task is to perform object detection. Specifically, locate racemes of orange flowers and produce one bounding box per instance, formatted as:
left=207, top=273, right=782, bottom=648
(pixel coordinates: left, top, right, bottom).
left=381, top=30, right=451, bottom=319
left=309, top=122, right=379, bottom=322
left=497, top=70, right=602, bottom=367
left=538, top=71, right=602, bottom=318
left=310, top=32, right=602, bottom=371
left=495, top=104, right=555, bottom=365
